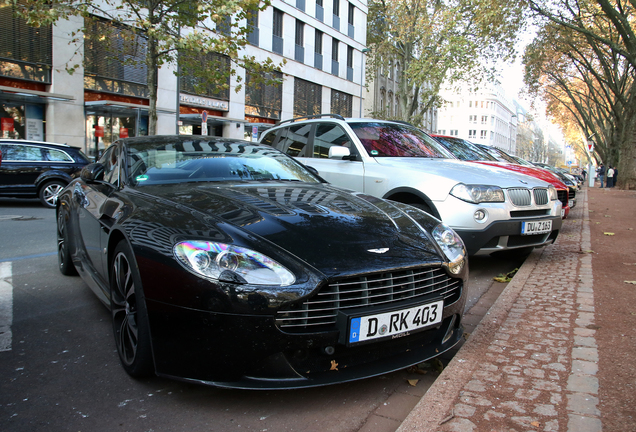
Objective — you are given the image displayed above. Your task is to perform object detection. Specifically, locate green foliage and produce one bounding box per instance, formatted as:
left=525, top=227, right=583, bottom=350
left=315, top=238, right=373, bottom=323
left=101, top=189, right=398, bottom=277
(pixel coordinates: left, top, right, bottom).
left=524, top=0, right=636, bottom=189
left=366, top=0, right=523, bottom=128
left=13, top=0, right=283, bottom=135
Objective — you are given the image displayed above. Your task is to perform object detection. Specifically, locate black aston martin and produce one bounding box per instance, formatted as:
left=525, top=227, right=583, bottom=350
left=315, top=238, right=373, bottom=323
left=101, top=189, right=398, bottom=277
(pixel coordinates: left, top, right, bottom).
left=56, top=136, right=468, bottom=389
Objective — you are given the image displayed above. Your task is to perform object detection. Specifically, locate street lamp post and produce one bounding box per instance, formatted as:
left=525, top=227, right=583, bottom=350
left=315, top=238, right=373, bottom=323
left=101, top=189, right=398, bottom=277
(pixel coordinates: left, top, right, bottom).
left=359, top=48, right=370, bottom=117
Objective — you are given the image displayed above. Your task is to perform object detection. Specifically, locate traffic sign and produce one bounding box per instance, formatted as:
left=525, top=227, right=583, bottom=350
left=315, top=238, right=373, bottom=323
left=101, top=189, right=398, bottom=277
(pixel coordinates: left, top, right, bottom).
left=587, top=141, right=594, bottom=152
left=202, top=110, right=208, bottom=123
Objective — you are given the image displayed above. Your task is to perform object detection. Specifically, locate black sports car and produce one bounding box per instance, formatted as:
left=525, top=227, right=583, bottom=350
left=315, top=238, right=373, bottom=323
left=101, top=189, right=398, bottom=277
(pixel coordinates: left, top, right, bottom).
left=56, top=136, right=468, bottom=389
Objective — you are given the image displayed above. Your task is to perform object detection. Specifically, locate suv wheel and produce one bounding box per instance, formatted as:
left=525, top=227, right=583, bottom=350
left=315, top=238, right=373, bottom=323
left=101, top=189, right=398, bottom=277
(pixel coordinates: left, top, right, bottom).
left=39, top=180, right=66, bottom=208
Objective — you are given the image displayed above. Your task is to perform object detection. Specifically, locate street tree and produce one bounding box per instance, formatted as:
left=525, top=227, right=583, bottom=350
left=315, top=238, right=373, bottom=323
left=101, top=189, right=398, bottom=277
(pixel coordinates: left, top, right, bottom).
left=13, top=0, right=283, bottom=135
left=524, top=0, right=636, bottom=189
left=366, top=0, right=524, bottom=128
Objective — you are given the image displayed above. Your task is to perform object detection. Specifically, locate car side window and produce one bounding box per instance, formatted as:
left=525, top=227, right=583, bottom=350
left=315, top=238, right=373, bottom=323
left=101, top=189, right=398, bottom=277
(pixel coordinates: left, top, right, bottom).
left=44, top=148, right=73, bottom=162
left=278, top=124, right=312, bottom=157
left=259, top=130, right=278, bottom=147
left=313, top=123, right=356, bottom=159
left=1, top=144, right=44, bottom=161
left=99, top=146, right=120, bottom=186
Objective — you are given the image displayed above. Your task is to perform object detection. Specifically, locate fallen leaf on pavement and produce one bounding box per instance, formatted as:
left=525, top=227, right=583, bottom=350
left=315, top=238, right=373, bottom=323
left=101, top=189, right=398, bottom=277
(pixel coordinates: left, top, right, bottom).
left=624, top=263, right=636, bottom=266
left=493, top=268, right=519, bottom=283
left=605, top=215, right=612, bottom=217
left=580, top=250, right=594, bottom=254
left=604, top=232, right=615, bottom=236
left=330, top=360, right=338, bottom=371
left=407, top=379, right=419, bottom=386
left=531, top=421, right=541, bottom=427
left=625, top=281, right=636, bottom=285
left=595, top=222, right=601, bottom=224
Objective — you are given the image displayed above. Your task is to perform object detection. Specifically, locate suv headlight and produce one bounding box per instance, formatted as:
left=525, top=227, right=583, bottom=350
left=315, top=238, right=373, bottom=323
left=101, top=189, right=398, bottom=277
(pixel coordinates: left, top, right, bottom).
left=548, top=185, right=558, bottom=201
left=174, top=241, right=296, bottom=286
left=432, top=223, right=466, bottom=275
left=450, top=184, right=505, bottom=204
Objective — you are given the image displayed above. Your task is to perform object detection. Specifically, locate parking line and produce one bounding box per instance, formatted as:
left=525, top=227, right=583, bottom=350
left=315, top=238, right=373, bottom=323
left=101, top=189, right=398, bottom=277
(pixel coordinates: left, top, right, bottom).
left=0, top=262, right=12, bottom=352
left=0, top=251, right=56, bottom=263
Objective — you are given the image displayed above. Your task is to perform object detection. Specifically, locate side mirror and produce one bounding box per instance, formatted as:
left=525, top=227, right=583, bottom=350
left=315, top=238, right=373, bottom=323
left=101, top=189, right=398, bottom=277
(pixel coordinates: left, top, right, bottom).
left=328, top=146, right=351, bottom=160
left=80, top=163, right=105, bottom=183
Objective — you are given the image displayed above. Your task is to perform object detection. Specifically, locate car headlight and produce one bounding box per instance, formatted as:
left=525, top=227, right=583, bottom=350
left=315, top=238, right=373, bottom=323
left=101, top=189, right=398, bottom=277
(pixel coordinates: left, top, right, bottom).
left=548, top=185, right=558, bottom=201
left=432, top=223, right=466, bottom=275
left=174, top=241, right=296, bottom=286
left=450, top=184, right=505, bottom=204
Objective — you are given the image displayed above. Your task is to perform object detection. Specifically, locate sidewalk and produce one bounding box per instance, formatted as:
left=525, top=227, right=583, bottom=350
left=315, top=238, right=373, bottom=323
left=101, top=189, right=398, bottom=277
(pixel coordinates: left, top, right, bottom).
left=397, top=185, right=636, bottom=432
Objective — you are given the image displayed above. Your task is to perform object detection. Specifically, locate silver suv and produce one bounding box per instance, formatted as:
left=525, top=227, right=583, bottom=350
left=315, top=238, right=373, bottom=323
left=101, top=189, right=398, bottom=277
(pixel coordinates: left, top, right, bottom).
left=260, top=115, right=563, bottom=255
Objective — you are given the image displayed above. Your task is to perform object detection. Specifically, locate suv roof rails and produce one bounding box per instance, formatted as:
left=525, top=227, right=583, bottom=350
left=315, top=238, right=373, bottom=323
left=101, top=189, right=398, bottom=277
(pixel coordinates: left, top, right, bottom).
left=276, top=114, right=345, bottom=126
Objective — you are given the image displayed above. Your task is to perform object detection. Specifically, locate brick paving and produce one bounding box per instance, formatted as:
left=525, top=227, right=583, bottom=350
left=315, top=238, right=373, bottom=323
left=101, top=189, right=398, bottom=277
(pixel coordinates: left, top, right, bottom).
left=397, top=188, right=601, bottom=431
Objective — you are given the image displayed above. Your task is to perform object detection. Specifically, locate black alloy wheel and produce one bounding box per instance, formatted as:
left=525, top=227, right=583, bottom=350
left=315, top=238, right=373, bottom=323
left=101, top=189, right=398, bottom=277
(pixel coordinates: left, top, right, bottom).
left=56, top=209, right=78, bottom=276
left=39, top=180, right=66, bottom=208
left=110, top=241, right=154, bottom=377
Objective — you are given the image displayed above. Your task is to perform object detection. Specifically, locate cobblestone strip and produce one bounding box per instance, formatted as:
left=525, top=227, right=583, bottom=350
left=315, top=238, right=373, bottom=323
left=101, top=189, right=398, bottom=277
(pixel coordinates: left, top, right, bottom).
left=567, top=191, right=602, bottom=432
left=398, top=190, right=601, bottom=432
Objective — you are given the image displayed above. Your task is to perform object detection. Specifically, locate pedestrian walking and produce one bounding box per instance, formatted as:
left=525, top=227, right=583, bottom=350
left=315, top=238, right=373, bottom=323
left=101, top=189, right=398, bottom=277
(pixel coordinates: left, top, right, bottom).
left=598, top=164, right=605, bottom=187
left=606, top=166, right=615, bottom=188
left=613, top=167, right=618, bottom=187
left=582, top=168, right=587, bottom=180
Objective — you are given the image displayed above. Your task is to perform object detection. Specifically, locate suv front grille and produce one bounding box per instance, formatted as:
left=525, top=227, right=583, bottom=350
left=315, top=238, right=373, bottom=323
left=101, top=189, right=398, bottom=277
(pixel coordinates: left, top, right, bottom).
left=276, top=267, right=462, bottom=333
left=508, top=188, right=531, bottom=206
left=508, top=188, right=550, bottom=206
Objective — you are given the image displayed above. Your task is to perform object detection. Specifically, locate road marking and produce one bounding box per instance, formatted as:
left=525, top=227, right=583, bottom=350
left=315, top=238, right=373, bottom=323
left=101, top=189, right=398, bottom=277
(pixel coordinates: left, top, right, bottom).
left=0, top=262, right=13, bottom=352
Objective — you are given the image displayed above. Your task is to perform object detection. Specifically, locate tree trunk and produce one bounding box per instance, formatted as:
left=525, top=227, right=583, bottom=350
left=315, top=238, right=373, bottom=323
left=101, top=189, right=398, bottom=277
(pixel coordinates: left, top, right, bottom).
left=147, top=36, right=158, bottom=136
left=618, top=121, right=636, bottom=189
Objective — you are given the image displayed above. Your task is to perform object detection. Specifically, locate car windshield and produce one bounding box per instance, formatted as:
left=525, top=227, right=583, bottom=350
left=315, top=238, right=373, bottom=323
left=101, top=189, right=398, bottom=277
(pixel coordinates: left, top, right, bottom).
left=126, top=140, right=320, bottom=186
left=433, top=136, right=498, bottom=161
left=349, top=122, right=454, bottom=158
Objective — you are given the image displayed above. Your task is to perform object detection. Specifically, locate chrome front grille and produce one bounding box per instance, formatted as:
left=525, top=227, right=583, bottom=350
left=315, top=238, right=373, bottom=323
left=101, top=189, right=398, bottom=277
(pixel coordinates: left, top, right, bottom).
left=276, top=267, right=462, bottom=332
left=508, top=188, right=532, bottom=206
left=533, top=188, right=548, bottom=205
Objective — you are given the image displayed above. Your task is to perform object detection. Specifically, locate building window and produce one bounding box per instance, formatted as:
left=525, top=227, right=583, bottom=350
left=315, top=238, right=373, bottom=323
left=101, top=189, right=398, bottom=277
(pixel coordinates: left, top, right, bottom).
left=481, top=115, right=488, bottom=124
left=469, top=130, right=476, bottom=139
left=0, top=3, right=52, bottom=83
left=469, top=115, right=477, bottom=123
left=84, top=17, right=148, bottom=98
left=272, top=9, right=284, bottom=55
left=332, top=0, right=340, bottom=30
left=316, top=0, right=324, bottom=22
left=331, top=90, right=352, bottom=117
left=295, top=20, right=304, bottom=63
left=294, top=78, right=322, bottom=117
left=245, top=71, right=283, bottom=120
left=314, top=30, right=323, bottom=70
left=247, top=10, right=259, bottom=46
left=480, top=130, right=487, bottom=139
left=331, top=39, right=339, bottom=76
left=348, top=3, right=355, bottom=38
left=180, top=51, right=230, bottom=100
left=346, top=46, right=353, bottom=81
left=296, top=0, right=306, bottom=12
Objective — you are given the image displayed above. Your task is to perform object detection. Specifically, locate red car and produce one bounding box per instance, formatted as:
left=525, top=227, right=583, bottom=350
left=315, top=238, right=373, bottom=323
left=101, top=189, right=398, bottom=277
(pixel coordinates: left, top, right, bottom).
left=432, top=135, right=570, bottom=219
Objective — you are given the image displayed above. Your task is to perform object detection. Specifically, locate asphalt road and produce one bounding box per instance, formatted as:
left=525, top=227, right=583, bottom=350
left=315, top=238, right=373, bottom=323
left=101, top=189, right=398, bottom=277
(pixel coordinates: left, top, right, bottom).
left=0, top=197, right=525, bottom=432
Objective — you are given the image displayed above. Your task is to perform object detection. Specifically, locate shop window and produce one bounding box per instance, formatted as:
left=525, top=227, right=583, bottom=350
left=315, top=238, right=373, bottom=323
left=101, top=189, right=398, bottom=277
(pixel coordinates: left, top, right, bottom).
left=180, top=51, right=230, bottom=101
left=245, top=71, right=283, bottom=120
left=331, top=90, right=352, bottom=117
left=0, top=2, right=52, bottom=83
left=294, top=78, right=322, bottom=117
left=84, top=17, right=149, bottom=97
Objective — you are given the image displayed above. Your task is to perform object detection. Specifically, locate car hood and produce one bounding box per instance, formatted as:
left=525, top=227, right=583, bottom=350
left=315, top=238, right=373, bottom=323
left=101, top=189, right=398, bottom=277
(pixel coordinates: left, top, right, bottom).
left=130, top=182, right=444, bottom=278
left=471, top=161, right=567, bottom=189
left=372, top=158, right=551, bottom=188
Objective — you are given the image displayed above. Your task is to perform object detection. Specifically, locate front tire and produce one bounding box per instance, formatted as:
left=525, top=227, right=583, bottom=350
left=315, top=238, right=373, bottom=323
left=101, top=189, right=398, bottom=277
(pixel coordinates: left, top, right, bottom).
left=56, top=209, right=78, bottom=276
left=39, top=180, right=66, bottom=208
left=110, top=241, right=154, bottom=378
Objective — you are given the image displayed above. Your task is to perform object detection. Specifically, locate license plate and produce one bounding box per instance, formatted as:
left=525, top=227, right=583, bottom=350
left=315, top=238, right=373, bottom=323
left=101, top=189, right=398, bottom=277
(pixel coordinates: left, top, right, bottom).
left=348, top=300, right=444, bottom=344
left=568, top=199, right=574, bottom=208
left=521, top=220, right=552, bottom=235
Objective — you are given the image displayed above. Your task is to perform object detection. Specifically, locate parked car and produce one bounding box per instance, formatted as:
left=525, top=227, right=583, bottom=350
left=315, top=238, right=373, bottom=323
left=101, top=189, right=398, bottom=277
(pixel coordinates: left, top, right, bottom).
left=0, top=139, right=90, bottom=208
left=56, top=135, right=468, bottom=389
left=432, top=135, right=571, bottom=218
left=533, top=162, right=582, bottom=192
left=259, top=115, right=563, bottom=256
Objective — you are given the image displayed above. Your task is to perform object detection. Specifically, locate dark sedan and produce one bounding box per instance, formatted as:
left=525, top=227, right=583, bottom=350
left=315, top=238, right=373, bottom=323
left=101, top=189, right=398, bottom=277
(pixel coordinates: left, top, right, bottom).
left=56, top=136, right=467, bottom=389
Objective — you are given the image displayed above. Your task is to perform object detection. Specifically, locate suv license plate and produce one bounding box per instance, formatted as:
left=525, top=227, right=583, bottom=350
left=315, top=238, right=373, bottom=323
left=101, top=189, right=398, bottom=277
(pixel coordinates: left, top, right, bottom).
left=348, top=300, right=444, bottom=344
left=521, top=220, right=552, bottom=235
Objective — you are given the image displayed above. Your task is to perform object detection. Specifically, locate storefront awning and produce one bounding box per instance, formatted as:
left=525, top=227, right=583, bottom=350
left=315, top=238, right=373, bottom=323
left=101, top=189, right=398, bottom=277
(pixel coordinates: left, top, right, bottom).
left=179, top=113, right=248, bottom=126
left=0, top=85, right=75, bottom=102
